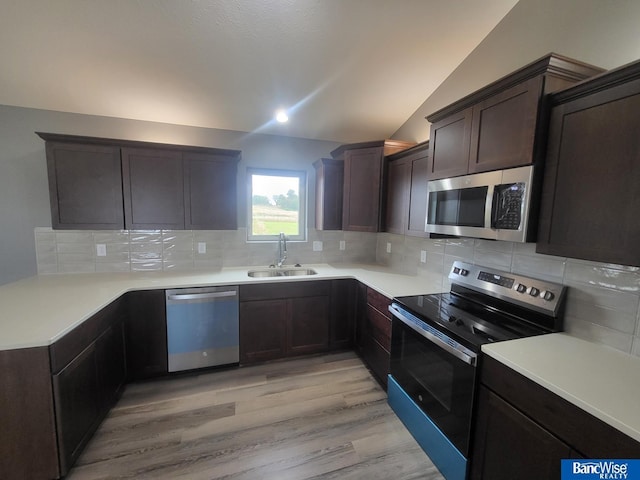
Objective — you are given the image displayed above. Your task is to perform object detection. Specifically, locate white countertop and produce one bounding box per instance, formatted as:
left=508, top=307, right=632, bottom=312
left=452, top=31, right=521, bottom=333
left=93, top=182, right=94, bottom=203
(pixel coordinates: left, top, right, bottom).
left=482, top=333, right=640, bottom=443
left=3, top=264, right=639, bottom=445
left=0, top=263, right=442, bottom=351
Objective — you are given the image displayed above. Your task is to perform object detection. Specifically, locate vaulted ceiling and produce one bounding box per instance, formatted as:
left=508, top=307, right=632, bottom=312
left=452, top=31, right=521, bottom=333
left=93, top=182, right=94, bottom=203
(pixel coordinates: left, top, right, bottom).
left=0, top=1, right=518, bottom=143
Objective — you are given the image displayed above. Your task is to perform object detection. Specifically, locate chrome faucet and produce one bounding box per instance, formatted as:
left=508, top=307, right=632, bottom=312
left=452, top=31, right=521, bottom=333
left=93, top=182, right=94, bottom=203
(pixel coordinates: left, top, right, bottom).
left=276, top=232, right=287, bottom=267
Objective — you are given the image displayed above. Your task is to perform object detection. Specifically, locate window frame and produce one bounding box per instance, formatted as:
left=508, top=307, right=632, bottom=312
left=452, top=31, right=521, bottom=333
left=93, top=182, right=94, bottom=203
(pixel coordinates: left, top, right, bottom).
left=246, top=167, right=307, bottom=242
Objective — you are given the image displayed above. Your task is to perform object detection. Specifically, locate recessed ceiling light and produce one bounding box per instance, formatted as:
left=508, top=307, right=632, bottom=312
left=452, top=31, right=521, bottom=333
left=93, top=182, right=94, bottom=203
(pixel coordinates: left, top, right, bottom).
left=275, top=109, right=289, bottom=123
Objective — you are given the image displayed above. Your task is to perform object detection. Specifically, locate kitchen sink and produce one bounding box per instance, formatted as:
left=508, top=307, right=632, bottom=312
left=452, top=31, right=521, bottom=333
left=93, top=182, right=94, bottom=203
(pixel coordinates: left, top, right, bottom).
left=247, top=267, right=317, bottom=278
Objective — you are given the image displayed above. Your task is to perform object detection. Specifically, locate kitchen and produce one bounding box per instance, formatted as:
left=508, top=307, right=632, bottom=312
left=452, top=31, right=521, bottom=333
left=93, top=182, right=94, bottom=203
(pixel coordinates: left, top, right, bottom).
left=1, top=1, right=640, bottom=479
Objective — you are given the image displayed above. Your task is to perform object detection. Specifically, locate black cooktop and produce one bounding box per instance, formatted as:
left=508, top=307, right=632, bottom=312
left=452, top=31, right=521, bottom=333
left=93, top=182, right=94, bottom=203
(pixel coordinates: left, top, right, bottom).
left=392, top=261, right=566, bottom=352
left=393, top=291, right=552, bottom=352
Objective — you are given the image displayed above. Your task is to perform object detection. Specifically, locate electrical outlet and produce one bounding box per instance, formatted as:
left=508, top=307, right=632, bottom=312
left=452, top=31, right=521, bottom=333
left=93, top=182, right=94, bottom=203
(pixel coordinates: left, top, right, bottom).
left=313, top=241, right=323, bottom=251
left=96, top=244, right=107, bottom=257
left=420, top=250, right=427, bottom=263
left=386, top=242, right=392, bottom=254
left=197, top=242, right=206, bottom=254
left=339, top=240, right=346, bottom=251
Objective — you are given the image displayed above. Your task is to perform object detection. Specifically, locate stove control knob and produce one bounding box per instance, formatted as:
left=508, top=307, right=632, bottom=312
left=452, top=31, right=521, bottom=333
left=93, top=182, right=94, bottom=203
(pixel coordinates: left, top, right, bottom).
left=528, top=287, right=540, bottom=297
left=455, top=318, right=465, bottom=326
left=453, top=267, right=461, bottom=274
left=460, top=269, right=469, bottom=277
left=541, top=290, right=555, bottom=301
left=448, top=315, right=457, bottom=323
left=516, top=283, right=527, bottom=293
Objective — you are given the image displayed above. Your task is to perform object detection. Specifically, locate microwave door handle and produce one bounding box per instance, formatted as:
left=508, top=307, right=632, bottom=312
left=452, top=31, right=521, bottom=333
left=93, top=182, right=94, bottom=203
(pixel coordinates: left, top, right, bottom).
left=486, top=184, right=497, bottom=229
left=490, top=185, right=501, bottom=229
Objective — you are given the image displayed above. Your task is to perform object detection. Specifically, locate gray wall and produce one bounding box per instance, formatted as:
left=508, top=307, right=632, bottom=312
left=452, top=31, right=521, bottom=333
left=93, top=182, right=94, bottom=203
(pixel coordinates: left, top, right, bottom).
left=0, top=105, right=339, bottom=285
left=393, top=0, right=640, bottom=142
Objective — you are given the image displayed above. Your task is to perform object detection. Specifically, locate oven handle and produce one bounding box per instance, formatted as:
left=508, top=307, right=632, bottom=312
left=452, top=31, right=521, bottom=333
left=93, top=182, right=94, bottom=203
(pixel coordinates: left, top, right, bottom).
left=389, top=304, right=478, bottom=367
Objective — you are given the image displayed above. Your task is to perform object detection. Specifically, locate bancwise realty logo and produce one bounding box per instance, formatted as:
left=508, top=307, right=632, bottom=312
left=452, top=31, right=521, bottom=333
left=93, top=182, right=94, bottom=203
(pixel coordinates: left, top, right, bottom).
left=562, top=460, right=640, bottom=479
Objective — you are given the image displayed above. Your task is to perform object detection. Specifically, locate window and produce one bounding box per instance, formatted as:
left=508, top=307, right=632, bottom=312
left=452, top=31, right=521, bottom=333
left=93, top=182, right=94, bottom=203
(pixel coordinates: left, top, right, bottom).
left=247, top=168, right=307, bottom=241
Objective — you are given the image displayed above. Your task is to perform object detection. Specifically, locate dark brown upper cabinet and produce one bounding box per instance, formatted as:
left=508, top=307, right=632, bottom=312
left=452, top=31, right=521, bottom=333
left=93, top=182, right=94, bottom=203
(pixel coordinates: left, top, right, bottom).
left=385, top=141, right=430, bottom=236
left=44, top=141, right=124, bottom=229
left=38, top=133, right=240, bottom=231
left=331, top=139, right=415, bottom=232
left=122, top=147, right=185, bottom=230
left=536, top=60, right=640, bottom=267
left=313, top=158, right=344, bottom=230
left=426, top=54, right=604, bottom=181
left=184, top=152, right=238, bottom=230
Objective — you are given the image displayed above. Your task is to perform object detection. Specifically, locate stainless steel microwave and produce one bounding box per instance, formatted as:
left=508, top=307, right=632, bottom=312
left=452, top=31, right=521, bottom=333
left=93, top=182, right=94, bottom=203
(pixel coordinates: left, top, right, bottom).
left=425, top=165, right=538, bottom=242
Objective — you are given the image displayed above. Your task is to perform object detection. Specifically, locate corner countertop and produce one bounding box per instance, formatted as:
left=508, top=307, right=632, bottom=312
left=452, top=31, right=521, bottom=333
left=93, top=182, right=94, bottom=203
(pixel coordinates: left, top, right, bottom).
left=0, top=263, right=443, bottom=351
left=482, top=333, right=640, bottom=443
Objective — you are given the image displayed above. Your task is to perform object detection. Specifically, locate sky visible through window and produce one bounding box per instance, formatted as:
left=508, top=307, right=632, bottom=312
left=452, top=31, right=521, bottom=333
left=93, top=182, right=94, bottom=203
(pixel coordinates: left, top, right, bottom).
left=252, top=175, right=299, bottom=205
left=250, top=173, right=301, bottom=237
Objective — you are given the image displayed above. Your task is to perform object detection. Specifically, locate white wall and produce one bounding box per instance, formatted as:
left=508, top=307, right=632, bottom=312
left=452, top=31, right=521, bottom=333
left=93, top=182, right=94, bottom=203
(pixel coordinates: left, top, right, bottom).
left=0, top=105, right=340, bottom=285
left=393, top=0, right=640, bottom=142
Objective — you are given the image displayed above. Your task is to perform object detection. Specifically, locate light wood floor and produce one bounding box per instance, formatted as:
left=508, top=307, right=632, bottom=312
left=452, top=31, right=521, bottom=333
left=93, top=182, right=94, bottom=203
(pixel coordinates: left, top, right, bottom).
left=67, top=351, right=444, bottom=480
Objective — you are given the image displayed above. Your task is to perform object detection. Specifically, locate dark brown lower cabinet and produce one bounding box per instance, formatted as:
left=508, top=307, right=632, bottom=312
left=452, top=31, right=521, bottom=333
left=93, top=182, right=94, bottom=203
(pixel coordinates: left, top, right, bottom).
left=0, top=347, right=58, bottom=480
left=239, top=281, right=332, bottom=364
left=470, top=385, right=571, bottom=480
left=470, top=356, right=640, bottom=479
left=52, top=343, right=101, bottom=475
left=97, top=321, right=127, bottom=410
left=124, top=290, right=168, bottom=380
left=289, top=295, right=330, bottom=356
left=239, top=299, right=288, bottom=363
left=329, top=279, right=355, bottom=350
left=51, top=301, right=127, bottom=477
left=354, top=283, right=391, bottom=389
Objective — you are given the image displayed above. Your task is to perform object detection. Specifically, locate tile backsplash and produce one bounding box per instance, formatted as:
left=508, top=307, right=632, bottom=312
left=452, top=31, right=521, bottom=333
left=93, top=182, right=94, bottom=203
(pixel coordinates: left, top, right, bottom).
left=35, top=226, right=640, bottom=358
left=376, top=232, right=640, bottom=359
left=34, top=227, right=377, bottom=274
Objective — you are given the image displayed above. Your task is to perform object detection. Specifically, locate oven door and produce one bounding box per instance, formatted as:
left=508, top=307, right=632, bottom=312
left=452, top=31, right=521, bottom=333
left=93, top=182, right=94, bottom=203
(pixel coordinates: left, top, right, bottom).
left=389, top=304, right=477, bottom=457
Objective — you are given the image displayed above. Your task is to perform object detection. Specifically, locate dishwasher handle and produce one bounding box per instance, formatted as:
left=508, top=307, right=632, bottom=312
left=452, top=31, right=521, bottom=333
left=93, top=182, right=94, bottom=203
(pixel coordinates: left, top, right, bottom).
left=167, top=290, right=237, bottom=302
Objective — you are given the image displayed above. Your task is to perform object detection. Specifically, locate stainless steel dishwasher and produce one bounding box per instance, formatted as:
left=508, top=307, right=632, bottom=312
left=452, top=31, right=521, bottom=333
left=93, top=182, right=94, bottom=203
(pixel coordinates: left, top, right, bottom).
left=165, top=286, right=239, bottom=372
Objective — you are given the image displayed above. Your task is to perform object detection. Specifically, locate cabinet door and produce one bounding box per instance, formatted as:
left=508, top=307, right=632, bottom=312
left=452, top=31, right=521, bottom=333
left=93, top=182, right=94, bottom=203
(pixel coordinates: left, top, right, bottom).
left=125, top=290, right=168, bottom=380
left=46, top=142, right=124, bottom=229
left=470, top=385, right=571, bottom=480
left=96, top=321, right=127, bottom=412
left=385, top=158, right=411, bottom=234
left=314, top=158, right=344, bottom=230
left=122, top=148, right=185, bottom=229
left=343, top=147, right=384, bottom=232
left=239, top=299, right=287, bottom=364
left=329, top=279, right=355, bottom=350
left=406, top=153, right=429, bottom=236
left=52, top=343, right=101, bottom=476
left=428, top=108, right=472, bottom=180
left=184, top=152, right=238, bottom=230
left=0, top=348, right=58, bottom=480
left=537, top=78, right=640, bottom=266
left=288, top=295, right=330, bottom=356
left=354, top=282, right=368, bottom=352
left=469, top=76, right=543, bottom=173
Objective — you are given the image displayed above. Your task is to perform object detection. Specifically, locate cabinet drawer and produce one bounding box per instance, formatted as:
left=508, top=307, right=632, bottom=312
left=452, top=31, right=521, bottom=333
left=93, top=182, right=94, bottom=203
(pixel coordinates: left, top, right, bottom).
left=366, top=287, right=391, bottom=318
left=240, top=281, right=330, bottom=301
left=367, top=304, right=391, bottom=351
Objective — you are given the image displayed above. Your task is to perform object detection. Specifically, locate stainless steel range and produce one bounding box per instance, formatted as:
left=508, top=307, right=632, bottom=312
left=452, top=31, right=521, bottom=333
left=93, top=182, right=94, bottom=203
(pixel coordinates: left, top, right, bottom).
left=387, top=261, right=567, bottom=480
